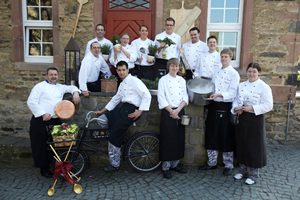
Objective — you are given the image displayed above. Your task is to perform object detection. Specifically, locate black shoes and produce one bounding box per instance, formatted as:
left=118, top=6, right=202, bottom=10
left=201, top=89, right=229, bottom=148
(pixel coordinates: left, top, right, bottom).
left=104, top=165, right=120, bottom=173
left=163, top=170, right=172, bottom=179
left=41, top=171, right=54, bottom=178
left=170, top=166, right=187, bottom=174
left=198, top=165, right=218, bottom=170
left=223, top=168, right=233, bottom=176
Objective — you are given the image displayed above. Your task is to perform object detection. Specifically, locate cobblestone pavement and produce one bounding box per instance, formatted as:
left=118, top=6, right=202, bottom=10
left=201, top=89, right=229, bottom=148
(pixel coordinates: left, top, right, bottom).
left=0, top=143, right=300, bottom=200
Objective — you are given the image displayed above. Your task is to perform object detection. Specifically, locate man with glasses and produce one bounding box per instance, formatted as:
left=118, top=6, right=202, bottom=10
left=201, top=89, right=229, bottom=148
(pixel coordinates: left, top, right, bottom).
left=154, top=17, right=181, bottom=78
left=85, top=24, right=113, bottom=62
left=79, top=42, right=111, bottom=96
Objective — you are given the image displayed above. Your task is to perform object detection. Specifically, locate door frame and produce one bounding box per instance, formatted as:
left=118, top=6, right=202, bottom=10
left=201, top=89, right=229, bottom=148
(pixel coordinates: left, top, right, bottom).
left=94, top=0, right=162, bottom=40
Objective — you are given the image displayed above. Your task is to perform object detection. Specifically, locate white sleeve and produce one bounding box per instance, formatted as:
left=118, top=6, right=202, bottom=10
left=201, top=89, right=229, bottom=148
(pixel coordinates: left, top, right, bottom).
left=182, top=78, right=189, bottom=106
left=193, top=55, right=201, bottom=78
left=105, top=89, right=122, bottom=111
left=221, top=70, right=240, bottom=101
left=135, top=80, right=152, bottom=111
left=231, top=85, right=240, bottom=115
left=27, top=84, right=46, bottom=117
left=99, top=56, right=112, bottom=76
left=253, top=84, right=273, bottom=115
left=157, top=78, right=169, bottom=109
left=109, top=50, right=116, bottom=67
left=128, top=45, right=137, bottom=62
left=78, top=59, right=89, bottom=91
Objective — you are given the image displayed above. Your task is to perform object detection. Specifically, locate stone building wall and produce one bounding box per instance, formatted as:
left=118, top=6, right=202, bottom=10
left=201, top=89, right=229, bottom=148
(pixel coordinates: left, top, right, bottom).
left=250, top=0, right=300, bottom=140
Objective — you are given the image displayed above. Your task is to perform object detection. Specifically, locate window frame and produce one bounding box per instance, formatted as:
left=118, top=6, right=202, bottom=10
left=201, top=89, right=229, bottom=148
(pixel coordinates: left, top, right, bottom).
left=207, top=0, right=244, bottom=68
left=22, top=0, right=53, bottom=63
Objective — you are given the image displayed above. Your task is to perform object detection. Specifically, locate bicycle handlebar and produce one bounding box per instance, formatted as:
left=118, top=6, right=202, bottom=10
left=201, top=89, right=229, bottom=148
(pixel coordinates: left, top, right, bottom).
left=85, top=111, right=106, bottom=128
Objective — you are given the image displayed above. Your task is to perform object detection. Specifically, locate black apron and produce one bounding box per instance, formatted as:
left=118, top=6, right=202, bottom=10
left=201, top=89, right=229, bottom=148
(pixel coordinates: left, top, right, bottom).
left=235, top=112, right=266, bottom=168
left=29, top=116, right=61, bottom=168
left=159, top=108, right=185, bottom=161
left=133, top=64, right=155, bottom=81
left=185, top=70, right=194, bottom=81
left=105, top=103, right=139, bottom=148
left=205, top=101, right=234, bottom=152
left=87, top=72, right=102, bottom=92
left=154, top=58, right=168, bottom=79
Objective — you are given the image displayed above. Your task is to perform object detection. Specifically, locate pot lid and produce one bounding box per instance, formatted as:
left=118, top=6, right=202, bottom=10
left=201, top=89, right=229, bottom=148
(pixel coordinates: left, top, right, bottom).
left=187, top=79, right=215, bottom=94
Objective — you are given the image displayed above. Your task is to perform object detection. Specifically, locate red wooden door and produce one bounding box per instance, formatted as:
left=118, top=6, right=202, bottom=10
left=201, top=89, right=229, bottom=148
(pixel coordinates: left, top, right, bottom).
left=103, top=0, right=155, bottom=43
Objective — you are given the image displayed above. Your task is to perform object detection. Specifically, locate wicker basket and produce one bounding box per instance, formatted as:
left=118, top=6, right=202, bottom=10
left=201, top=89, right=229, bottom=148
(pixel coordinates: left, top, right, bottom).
left=53, top=131, right=78, bottom=147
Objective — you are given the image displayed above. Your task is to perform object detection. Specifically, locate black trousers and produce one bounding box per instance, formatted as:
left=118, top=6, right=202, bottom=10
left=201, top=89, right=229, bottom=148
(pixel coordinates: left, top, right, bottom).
left=29, top=116, right=61, bottom=168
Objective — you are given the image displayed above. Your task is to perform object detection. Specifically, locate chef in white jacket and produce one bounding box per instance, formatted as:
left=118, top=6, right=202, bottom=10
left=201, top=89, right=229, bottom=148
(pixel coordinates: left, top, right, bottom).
left=231, top=62, right=273, bottom=185
left=27, top=67, right=80, bottom=178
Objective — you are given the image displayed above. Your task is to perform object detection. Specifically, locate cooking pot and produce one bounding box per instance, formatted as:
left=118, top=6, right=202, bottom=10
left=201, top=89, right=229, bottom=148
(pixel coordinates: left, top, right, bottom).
left=187, top=78, right=215, bottom=106
left=180, top=115, right=191, bottom=126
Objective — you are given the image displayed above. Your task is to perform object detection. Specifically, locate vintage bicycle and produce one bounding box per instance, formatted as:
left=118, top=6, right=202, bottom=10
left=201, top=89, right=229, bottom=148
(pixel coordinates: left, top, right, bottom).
left=47, top=111, right=161, bottom=177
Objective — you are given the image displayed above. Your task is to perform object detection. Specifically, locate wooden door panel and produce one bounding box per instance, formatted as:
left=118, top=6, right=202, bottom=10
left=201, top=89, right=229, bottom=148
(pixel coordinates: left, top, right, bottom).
left=106, top=12, right=152, bottom=43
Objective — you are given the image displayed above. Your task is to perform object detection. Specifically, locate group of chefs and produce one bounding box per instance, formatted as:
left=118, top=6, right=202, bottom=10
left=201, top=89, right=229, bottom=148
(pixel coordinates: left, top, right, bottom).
left=27, top=17, right=273, bottom=185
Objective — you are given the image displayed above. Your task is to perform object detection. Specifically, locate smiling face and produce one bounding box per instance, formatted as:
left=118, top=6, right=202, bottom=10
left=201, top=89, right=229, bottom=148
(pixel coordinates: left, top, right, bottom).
left=95, top=25, right=105, bottom=39
left=90, top=42, right=101, bottom=57
left=190, top=30, right=200, bottom=44
left=139, top=26, right=148, bottom=39
left=121, top=34, right=130, bottom=46
left=46, top=69, right=59, bottom=84
left=168, top=63, right=179, bottom=77
left=247, top=67, right=260, bottom=82
left=165, top=20, right=175, bottom=35
left=207, top=38, right=217, bottom=52
left=221, top=53, right=232, bottom=68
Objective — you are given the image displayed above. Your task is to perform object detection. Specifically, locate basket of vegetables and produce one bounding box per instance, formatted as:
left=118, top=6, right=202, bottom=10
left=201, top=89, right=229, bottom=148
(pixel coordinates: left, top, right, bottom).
left=51, top=123, right=79, bottom=147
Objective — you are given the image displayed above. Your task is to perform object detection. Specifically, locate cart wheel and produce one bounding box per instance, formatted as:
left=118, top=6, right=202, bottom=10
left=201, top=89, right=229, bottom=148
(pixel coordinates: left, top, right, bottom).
left=124, top=132, right=161, bottom=172
left=53, top=149, right=88, bottom=178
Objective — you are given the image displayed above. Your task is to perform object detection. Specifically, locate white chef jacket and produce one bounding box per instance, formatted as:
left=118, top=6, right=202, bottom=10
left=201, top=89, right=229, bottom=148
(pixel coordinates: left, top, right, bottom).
left=85, top=37, right=113, bottom=57
left=154, top=31, right=181, bottom=60
left=78, top=52, right=111, bottom=91
left=194, top=51, right=221, bottom=79
left=27, top=81, right=79, bottom=118
left=181, top=40, right=208, bottom=70
left=211, top=65, right=240, bottom=102
left=131, top=38, right=155, bottom=66
left=109, top=44, right=137, bottom=69
left=157, top=73, right=189, bottom=109
left=105, top=74, right=151, bottom=111
left=231, top=79, right=273, bottom=115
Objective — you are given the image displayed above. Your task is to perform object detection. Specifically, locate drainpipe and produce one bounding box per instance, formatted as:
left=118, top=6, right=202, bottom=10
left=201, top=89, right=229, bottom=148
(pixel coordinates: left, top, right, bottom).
left=284, top=5, right=300, bottom=143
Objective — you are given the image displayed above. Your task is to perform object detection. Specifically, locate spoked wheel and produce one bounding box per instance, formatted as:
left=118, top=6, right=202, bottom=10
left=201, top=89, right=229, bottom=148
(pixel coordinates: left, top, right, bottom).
left=53, top=150, right=88, bottom=178
left=125, top=132, right=161, bottom=172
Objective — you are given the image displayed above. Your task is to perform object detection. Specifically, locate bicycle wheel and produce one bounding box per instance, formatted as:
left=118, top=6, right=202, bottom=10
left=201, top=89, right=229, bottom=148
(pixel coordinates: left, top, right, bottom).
left=125, top=132, right=161, bottom=172
left=53, top=149, right=88, bottom=178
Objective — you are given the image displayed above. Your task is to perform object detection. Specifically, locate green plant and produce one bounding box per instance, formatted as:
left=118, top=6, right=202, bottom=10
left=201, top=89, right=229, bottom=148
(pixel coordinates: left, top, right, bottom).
left=110, top=35, right=120, bottom=45
left=141, top=77, right=160, bottom=90
left=148, top=43, right=159, bottom=56
left=101, top=44, right=111, bottom=55
left=156, top=37, right=176, bottom=47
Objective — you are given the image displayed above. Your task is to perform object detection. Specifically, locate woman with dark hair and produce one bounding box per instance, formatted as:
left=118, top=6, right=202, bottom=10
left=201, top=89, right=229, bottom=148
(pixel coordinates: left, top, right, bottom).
left=131, top=25, right=155, bottom=80
left=231, top=62, right=273, bottom=185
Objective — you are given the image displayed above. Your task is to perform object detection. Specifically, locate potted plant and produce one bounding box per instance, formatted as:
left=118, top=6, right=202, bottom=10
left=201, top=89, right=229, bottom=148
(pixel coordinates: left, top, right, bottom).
left=110, top=35, right=121, bottom=52
left=156, top=37, right=176, bottom=59
left=101, top=72, right=118, bottom=93
left=51, top=123, right=79, bottom=147
left=141, top=77, right=160, bottom=95
left=147, top=43, right=159, bottom=63
left=101, top=44, right=111, bottom=61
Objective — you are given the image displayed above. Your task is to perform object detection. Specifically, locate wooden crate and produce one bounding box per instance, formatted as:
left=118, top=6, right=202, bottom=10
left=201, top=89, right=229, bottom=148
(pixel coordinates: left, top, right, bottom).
left=53, top=131, right=78, bottom=147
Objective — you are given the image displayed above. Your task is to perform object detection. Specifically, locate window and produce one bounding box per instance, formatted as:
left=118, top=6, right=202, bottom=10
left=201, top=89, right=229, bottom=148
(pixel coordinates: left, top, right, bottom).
left=23, top=0, right=53, bottom=63
left=207, top=0, right=244, bottom=68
